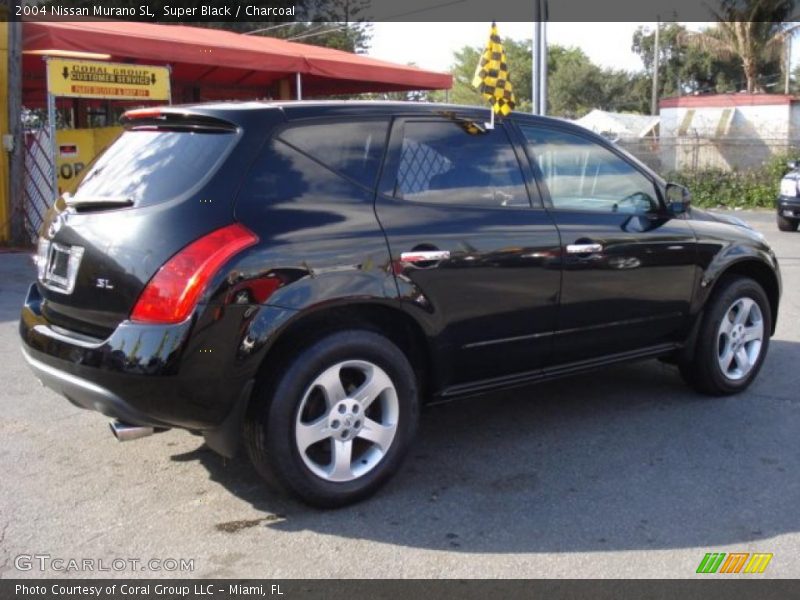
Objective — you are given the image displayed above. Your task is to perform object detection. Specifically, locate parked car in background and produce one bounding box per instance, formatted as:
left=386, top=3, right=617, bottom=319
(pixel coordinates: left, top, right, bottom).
left=20, top=102, right=782, bottom=507
left=778, top=162, right=800, bottom=231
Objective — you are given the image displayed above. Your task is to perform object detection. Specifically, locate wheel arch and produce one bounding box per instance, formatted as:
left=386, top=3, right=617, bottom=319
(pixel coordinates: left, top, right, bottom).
left=704, top=258, right=780, bottom=335
left=252, top=300, right=437, bottom=403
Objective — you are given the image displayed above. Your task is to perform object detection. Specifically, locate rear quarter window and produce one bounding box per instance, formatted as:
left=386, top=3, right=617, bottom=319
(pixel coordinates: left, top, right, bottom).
left=277, top=119, right=389, bottom=189
left=73, top=130, right=235, bottom=207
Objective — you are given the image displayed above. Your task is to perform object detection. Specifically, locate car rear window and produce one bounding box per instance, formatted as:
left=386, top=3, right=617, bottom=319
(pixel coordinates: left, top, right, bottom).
left=72, top=130, right=235, bottom=207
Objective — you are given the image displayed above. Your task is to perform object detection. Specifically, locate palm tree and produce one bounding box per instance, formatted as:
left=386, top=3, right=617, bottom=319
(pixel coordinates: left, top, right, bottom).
left=680, top=0, right=800, bottom=93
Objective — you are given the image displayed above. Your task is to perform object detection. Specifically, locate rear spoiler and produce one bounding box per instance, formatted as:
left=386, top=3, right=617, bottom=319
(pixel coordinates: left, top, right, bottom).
left=121, top=109, right=237, bottom=132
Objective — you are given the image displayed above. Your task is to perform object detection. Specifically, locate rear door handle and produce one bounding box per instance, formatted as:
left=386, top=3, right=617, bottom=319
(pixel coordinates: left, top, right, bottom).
left=566, top=243, right=603, bottom=255
left=400, top=250, right=451, bottom=263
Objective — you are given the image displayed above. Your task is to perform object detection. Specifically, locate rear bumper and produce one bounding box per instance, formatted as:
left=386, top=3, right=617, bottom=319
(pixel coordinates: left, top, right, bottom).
left=777, top=195, right=800, bottom=218
left=21, top=344, right=170, bottom=428
left=19, top=283, right=254, bottom=432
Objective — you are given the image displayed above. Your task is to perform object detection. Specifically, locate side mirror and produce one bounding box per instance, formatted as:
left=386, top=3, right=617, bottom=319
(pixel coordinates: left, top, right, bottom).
left=788, top=161, right=797, bottom=170
left=665, top=183, right=691, bottom=215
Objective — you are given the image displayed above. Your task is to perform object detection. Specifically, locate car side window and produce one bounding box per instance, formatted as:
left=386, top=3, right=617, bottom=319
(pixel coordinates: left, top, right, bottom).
left=519, top=125, right=659, bottom=214
left=392, top=121, right=529, bottom=208
left=278, top=119, right=389, bottom=189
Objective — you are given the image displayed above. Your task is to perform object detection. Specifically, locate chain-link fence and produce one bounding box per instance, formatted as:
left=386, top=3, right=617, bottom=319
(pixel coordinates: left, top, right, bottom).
left=23, top=128, right=55, bottom=242
left=618, top=137, right=800, bottom=174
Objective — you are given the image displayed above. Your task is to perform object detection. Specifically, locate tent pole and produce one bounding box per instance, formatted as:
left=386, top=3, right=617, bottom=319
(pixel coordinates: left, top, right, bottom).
left=167, top=64, right=173, bottom=105
left=295, top=73, right=302, bottom=100
left=7, top=20, right=25, bottom=244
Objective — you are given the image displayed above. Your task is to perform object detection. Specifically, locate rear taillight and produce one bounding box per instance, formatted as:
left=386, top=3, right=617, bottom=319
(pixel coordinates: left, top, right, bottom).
left=130, top=223, right=258, bottom=324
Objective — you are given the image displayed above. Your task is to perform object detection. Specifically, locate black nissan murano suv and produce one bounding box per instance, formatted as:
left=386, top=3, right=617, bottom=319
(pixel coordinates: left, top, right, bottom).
left=20, top=102, right=781, bottom=507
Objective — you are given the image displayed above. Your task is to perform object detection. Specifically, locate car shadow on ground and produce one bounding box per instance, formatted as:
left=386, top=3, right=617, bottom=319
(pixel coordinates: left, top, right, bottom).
left=177, top=339, right=800, bottom=554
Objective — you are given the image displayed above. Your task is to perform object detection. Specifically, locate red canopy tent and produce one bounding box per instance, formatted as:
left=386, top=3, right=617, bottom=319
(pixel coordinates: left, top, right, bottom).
left=22, top=20, right=452, bottom=107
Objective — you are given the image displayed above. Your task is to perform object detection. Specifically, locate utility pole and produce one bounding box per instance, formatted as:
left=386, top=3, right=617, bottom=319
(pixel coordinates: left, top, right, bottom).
left=531, top=0, right=548, bottom=115
left=651, top=19, right=660, bottom=116
left=785, top=33, right=792, bottom=95
left=538, top=16, right=548, bottom=115
left=531, top=10, right=540, bottom=114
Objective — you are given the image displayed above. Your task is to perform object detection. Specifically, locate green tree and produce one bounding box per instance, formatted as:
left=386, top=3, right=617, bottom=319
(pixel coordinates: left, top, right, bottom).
left=679, top=0, right=798, bottom=93
left=547, top=47, right=650, bottom=117
left=633, top=23, right=745, bottom=95
left=599, top=70, right=652, bottom=114
left=547, top=46, right=606, bottom=117
left=446, top=40, right=649, bottom=118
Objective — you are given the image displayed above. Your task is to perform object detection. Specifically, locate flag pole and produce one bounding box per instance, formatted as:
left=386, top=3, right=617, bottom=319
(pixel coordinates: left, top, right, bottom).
left=485, top=105, right=494, bottom=130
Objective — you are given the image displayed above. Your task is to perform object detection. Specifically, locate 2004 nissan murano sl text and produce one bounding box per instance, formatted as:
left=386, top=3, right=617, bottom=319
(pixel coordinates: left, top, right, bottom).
left=20, top=102, right=781, bottom=507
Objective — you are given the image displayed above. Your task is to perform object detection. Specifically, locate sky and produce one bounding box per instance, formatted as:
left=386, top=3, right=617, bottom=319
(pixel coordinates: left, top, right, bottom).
left=367, top=22, right=800, bottom=76
left=368, top=22, right=654, bottom=74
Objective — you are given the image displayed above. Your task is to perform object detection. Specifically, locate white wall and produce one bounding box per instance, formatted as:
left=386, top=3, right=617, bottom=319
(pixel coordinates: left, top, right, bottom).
left=659, top=101, right=798, bottom=171
left=660, top=103, right=793, bottom=140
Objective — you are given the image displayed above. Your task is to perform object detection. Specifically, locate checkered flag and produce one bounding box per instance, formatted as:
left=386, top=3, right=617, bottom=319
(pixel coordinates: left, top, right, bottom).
left=472, top=22, right=516, bottom=116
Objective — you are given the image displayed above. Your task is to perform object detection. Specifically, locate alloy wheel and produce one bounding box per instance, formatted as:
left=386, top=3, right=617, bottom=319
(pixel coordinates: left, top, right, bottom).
left=294, top=360, right=399, bottom=482
left=716, top=297, right=764, bottom=381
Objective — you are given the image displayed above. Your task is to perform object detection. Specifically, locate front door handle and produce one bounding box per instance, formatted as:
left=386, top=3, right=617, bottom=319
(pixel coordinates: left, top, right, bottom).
left=400, top=250, right=451, bottom=263
left=566, top=243, right=603, bottom=255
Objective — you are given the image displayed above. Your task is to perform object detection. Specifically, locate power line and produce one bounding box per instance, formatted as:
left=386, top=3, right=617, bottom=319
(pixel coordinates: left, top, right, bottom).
left=286, top=24, right=331, bottom=39
left=288, top=26, right=347, bottom=41
left=243, top=23, right=297, bottom=36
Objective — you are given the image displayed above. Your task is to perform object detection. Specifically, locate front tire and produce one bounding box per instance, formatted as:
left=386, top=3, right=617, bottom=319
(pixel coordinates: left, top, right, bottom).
left=679, top=277, right=771, bottom=396
left=777, top=214, right=799, bottom=231
left=244, top=329, right=419, bottom=508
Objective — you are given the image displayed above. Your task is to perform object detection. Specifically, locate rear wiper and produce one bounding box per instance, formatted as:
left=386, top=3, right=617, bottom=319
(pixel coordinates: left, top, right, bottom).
left=64, top=193, right=134, bottom=209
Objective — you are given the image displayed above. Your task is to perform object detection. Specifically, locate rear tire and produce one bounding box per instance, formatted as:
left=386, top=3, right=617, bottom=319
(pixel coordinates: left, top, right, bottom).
left=679, top=276, right=771, bottom=396
left=244, top=329, right=419, bottom=508
left=777, top=214, right=799, bottom=231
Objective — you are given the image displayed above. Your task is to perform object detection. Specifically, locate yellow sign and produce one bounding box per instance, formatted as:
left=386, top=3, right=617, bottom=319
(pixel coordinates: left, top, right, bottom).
left=47, top=58, right=170, bottom=101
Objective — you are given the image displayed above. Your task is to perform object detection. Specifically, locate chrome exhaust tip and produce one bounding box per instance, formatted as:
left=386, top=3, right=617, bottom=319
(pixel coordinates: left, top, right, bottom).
left=109, top=420, right=155, bottom=442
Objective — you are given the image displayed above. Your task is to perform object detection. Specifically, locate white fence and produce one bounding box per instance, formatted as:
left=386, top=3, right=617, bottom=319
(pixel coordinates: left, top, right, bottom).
left=618, top=137, right=799, bottom=173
